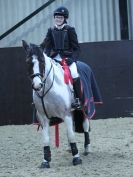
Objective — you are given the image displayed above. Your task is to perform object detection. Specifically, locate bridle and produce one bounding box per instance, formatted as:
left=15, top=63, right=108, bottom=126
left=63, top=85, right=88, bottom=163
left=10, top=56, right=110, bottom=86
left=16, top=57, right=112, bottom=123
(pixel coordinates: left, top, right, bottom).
left=30, top=73, right=43, bottom=80
left=31, top=59, right=55, bottom=118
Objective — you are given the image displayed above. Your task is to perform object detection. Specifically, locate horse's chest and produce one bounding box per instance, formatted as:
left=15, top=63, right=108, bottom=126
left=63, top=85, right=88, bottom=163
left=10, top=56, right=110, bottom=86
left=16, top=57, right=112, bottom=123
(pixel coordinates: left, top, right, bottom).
left=33, top=92, right=70, bottom=118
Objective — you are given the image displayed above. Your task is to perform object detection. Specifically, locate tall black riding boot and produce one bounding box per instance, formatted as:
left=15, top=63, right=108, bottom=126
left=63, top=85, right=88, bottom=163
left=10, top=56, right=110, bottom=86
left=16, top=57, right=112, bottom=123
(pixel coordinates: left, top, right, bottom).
left=71, top=77, right=83, bottom=110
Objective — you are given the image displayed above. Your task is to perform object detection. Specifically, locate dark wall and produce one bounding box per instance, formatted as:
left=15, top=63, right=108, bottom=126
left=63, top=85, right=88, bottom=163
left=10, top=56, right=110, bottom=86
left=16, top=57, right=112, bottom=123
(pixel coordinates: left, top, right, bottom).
left=0, top=40, right=133, bottom=125
left=0, top=47, right=33, bottom=125
left=80, top=40, right=133, bottom=118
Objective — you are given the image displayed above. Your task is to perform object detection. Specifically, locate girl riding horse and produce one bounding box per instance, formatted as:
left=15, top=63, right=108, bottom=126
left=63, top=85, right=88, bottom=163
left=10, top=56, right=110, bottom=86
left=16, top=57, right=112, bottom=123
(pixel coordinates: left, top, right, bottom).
left=40, top=6, right=82, bottom=110
left=22, top=6, right=102, bottom=169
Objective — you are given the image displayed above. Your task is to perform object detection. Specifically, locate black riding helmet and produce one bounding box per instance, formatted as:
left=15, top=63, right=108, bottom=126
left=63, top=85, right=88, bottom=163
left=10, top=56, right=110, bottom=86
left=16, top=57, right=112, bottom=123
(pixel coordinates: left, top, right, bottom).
left=54, top=6, right=69, bottom=19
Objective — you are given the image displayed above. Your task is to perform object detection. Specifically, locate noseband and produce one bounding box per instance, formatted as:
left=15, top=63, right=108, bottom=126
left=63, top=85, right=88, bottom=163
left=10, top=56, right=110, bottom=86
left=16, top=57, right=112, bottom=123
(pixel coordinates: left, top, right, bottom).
left=30, top=73, right=43, bottom=79
left=30, top=73, right=43, bottom=91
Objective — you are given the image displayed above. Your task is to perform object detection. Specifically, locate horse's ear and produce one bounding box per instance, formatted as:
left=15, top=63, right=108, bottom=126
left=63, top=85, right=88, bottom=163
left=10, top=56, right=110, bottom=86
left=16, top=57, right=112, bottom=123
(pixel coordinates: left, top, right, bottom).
left=22, top=40, right=29, bottom=51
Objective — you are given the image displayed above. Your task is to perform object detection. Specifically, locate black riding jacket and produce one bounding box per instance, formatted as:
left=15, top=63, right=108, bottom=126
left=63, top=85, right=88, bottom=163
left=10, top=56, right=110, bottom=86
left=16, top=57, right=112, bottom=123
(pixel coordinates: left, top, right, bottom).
left=40, top=25, right=80, bottom=61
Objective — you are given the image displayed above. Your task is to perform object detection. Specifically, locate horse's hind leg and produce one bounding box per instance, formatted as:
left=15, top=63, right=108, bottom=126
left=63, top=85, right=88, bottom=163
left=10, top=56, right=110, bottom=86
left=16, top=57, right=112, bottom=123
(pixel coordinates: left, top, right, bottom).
left=83, top=118, right=91, bottom=155
left=64, top=115, right=82, bottom=165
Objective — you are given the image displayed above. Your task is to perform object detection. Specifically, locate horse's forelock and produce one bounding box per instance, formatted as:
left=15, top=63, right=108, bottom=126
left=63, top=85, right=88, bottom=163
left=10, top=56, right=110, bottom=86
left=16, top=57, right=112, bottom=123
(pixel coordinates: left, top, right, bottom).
left=29, top=44, right=44, bottom=62
left=28, top=44, right=45, bottom=76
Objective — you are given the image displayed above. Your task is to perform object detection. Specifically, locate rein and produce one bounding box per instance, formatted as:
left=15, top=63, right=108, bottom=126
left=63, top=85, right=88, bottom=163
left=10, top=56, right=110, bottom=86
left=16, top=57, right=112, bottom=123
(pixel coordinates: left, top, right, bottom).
left=35, top=61, right=55, bottom=119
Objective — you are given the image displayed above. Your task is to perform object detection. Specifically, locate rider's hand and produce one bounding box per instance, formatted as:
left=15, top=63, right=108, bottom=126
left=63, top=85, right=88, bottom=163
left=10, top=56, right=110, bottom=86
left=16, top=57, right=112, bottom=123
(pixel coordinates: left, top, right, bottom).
left=65, top=57, right=73, bottom=65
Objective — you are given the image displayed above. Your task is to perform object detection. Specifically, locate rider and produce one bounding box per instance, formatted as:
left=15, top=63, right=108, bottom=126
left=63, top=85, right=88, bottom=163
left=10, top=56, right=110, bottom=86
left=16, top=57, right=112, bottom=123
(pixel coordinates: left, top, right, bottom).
left=40, top=6, right=82, bottom=110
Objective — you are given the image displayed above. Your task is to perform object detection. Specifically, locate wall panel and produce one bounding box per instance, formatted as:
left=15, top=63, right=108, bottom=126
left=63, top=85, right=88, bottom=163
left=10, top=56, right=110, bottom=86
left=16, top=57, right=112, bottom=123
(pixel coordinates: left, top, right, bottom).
left=0, top=0, right=121, bottom=48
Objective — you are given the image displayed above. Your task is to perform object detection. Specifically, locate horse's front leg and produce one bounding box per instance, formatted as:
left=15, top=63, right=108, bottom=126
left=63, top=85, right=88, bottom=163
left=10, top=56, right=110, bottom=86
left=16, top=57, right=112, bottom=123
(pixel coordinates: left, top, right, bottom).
left=83, top=118, right=91, bottom=155
left=64, top=115, right=82, bottom=165
left=37, top=112, right=51, bottom=168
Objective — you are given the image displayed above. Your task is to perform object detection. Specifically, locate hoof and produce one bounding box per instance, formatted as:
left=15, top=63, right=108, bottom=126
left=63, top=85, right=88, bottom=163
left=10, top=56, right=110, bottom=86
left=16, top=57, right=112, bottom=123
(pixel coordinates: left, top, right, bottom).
left=73, top=157, right=82, bottom=166
left=83, top=151, right=89, bottom=156
left=39, top=161, right=50, bottom=168
left=83, top=144, right=91, bottom=156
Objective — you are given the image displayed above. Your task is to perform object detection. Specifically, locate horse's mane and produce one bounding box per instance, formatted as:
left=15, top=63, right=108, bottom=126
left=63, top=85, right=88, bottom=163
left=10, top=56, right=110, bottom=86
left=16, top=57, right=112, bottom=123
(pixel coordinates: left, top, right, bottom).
left=42, top=52, right=64, bottom=76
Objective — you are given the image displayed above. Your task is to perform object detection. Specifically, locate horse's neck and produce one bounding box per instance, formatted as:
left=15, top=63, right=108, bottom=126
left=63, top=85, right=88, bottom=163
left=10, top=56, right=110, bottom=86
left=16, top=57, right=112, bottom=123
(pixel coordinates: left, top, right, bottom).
left=42, top=54, right=73, bottom=104
left=43, top=54, right=52, bottom=74
left=43, top=53, right=64, bottom=85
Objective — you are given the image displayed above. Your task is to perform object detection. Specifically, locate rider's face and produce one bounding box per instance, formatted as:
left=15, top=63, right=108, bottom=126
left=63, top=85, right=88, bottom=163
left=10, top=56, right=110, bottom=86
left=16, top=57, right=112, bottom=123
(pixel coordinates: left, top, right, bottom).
left=54, top=15, right=64, bottom=26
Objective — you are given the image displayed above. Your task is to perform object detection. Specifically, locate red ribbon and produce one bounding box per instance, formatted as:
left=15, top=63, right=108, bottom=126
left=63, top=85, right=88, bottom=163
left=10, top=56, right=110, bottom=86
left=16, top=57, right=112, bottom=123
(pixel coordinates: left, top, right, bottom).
left=60, top=59, right=73, bottom=84
left=55, top=124, right=59, bottom=148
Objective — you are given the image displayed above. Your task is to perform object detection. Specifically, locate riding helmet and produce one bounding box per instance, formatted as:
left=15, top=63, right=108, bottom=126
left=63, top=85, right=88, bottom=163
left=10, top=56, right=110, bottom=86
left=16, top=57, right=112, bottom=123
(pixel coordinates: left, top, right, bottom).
left=54, top=6, right=69, bottom=19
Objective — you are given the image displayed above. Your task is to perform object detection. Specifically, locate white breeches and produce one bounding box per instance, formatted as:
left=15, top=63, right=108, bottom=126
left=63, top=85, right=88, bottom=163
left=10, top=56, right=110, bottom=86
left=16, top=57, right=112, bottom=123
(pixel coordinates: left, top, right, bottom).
left=69, top=62, right=79, bottom=78
left=54, top=54, right=79, bottom=79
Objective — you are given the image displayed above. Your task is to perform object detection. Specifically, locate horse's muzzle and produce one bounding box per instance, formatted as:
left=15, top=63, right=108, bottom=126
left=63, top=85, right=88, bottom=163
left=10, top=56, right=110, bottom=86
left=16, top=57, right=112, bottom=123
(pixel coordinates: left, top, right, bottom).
left=32, top=82, right=43, bottom=91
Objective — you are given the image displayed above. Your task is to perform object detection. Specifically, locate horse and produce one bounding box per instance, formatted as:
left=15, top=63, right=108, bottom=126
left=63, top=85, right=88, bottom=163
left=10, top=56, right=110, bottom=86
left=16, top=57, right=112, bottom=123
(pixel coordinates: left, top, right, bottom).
left=22, top=40, right=102, bottom=168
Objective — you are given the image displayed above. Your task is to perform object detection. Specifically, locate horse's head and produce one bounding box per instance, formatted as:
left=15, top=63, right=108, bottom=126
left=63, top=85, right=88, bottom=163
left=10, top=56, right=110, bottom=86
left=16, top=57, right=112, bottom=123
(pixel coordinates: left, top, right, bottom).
left=22, top=40, right=45, bottom=91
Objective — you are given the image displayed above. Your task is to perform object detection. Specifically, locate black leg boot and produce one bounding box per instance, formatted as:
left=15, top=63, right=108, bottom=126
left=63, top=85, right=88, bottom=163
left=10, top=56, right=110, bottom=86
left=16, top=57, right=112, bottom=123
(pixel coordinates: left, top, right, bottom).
left=70, top=143, right=82, bottom=165
left=40, top=146, right=51, bottom=168
left=71, top=77, right=83, bottom=110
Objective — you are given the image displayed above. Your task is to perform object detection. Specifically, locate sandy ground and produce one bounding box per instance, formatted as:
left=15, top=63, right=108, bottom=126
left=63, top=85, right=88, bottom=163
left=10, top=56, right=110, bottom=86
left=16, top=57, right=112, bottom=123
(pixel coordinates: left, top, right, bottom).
left=0, top=117, right=133, bottom=177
